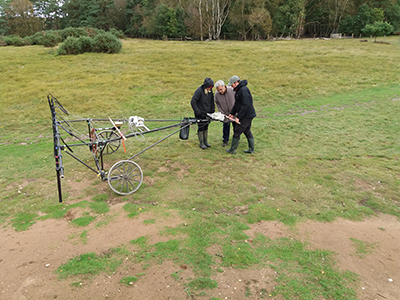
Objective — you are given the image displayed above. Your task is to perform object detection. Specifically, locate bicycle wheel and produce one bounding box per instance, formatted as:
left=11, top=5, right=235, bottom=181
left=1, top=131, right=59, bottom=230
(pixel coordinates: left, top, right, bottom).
left=98, top=129, right=121, bottom=155
left=108, top=160, right=143, bottom=195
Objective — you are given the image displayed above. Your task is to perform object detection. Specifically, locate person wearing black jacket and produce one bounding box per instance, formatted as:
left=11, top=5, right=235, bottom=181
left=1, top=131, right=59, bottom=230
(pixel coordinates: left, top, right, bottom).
left=191, top=77, right=215, bottom=149
left=226, top=75, right=256, bottom=154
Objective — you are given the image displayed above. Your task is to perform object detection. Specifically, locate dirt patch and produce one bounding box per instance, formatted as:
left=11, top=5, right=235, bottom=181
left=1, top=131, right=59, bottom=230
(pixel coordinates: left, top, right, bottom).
left=209, top=267, right=281, bottom=300
left=1, top=207, right=399, bottom=300
left=0, top=204, right=184, bottom=300
left=246, top=214, right=400, bottom=300
left=157, top=160, right=190, bottom=180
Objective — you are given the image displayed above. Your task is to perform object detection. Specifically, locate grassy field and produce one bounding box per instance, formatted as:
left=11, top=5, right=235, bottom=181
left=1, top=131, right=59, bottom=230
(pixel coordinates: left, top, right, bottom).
left=1, top=36, right=400, bottom=299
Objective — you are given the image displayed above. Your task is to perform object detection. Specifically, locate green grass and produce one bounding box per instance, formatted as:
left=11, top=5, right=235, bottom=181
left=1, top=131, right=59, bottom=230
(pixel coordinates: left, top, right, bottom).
left=70, top=215, right=96, bottom=227
left=143, top=218, right=156, bottom=224
left=1, top=37, right=400, bottom=298
left=187, top=277, right=218, bottom=290
left=55, top=252, right=122, bottom=279
left=125, top=212, right=358, bottom=299
left=350, top=238, right=376, bottom=258
left=89, top=201, right=109, bottom=214
left=11, top=212, right=38, bottom=231
left=119, top=276, right=138, bottom=285
left=123, top=203, right=147, bottom=218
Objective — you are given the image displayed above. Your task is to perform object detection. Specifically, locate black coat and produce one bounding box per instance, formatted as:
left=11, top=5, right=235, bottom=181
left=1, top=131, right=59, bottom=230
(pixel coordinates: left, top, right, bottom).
left=191, top=77, right=215, bottom=119
left=231, top=80, right=256, bottom=120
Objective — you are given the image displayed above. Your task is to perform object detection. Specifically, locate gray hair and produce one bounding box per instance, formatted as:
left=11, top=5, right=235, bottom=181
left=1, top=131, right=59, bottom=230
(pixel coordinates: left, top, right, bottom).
left=215, top=80, right=225, bottom=89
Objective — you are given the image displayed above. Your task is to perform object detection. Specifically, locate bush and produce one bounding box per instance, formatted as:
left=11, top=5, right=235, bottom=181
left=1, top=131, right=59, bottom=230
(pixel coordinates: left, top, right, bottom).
left=0, top=36, right=6, bottom=47
left=23, top=35, right=34, bottom=45
left=60, top=27, right=88, bottom=40
left=22, top=37, right=32, bottom=46
left=84, top=27, right=99, bottom=38
left=57, top=31, right=122, bottom=55
left=57, top=36, right=83, bottom=55
left=78, top=36, right=94, bottom=53
left=4, top=35, right=25, bottom=46
left=92, top=32, right=122, bottom=54
left=57, top=35, right=94, bottom=55
left=109, top=28, right=125, bottom=39
left=362, top=21, right=394, bottom=41
left=82, top=27, right=108, bottom=38
left=41, top=31, right=62, bottom=47
left=30, top=31, right=45, bottom=45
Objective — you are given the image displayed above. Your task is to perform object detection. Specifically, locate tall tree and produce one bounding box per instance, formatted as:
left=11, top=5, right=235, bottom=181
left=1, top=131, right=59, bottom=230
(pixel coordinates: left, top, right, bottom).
left=208, top=0, right=231, bottom=40
left=384, top=0, right=400, bottom=32
left=124, top=0, right=158, bottom=36
left=176, top=0, right=230, bottom=40
left=339, top=3, right=384, bottom=35
left=272, top=0, right=306, bottom=37
left=0, top=0, right=12, bottom=34
left=62, top=0, right=118, bottom=30
left=227, top=0, right=273, bottom=40
left=5, top=0, right=40, bottom=36
left=247, top=0, right=272, bottom=39
left=328, top=0, right=352, bottom=33
left=228, top=0, right=251, bottom=39
left=33, top=0, right=65, bottom=30
left=152, top=4, right=185, bottom=38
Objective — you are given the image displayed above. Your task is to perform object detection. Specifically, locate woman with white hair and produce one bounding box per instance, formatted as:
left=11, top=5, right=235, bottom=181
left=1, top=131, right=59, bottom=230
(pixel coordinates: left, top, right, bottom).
left=214, top=80, right=236, bottom=147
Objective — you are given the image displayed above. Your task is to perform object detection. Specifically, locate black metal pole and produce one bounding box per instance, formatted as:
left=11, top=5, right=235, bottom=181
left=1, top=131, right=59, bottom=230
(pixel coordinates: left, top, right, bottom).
left=56, top=169, right=62, bottom=203
left=48, top=94, right=65, bottom=203
left=128, top=122, right=192, bottom=160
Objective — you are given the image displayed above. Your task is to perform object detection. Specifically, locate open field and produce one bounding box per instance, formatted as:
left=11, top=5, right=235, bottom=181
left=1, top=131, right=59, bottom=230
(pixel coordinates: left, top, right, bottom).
left=0, top=36, right=400, bottom=299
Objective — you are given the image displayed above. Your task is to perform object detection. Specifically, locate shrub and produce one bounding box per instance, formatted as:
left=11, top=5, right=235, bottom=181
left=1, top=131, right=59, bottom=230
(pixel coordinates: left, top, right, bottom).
left=41, top=31, right=62, bottom=47
left=57, top=35, right=95, bottom=55
left=78, top=36, right=94, bottom=53
left=84, top=27, right=107, bottom=37
left=60, top=27, right=88, bottom=40
left=92, top=32, right=122, bottom=54
left=0, top=36, right=6, bottom=47
left=22, top=36, right=32, bottom=46
left=57, top=36, right=83, bottom=55
left=109, top=28, right=125, bottom=39
left=84, top=27, right=99, bottom=38
left=4, top=35, right=25, bottom=46
left=95, top=29, right=106, bottom=35
left=30, top=31, right=45, bottom=45
left=361, top=21, right=394, bottom=42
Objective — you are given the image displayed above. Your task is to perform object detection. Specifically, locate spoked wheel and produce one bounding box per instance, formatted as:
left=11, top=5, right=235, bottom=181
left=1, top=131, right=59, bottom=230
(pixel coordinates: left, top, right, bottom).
left=108, top=160, right=143, bottom=195
left=98, top=130, right=121, bottom=155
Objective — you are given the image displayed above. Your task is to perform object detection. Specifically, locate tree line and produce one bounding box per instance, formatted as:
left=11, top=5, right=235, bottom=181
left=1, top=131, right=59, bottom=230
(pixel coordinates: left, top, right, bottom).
left=1, top=0, right=399, bottom=40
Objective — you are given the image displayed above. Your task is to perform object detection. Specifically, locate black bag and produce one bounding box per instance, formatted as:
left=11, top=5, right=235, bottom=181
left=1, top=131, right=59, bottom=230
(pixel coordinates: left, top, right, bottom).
left=179, top=118, right=190, bottom=140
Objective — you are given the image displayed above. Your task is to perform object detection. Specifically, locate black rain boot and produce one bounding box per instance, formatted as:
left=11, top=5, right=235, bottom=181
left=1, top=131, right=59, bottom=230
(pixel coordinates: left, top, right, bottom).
left=204, top=130, right=211, bottom=147
left=198, top=132, right=207, bottom=149
left=244, top=138, right=255, bottom=154
left=226, top=138, right=240, bottom=154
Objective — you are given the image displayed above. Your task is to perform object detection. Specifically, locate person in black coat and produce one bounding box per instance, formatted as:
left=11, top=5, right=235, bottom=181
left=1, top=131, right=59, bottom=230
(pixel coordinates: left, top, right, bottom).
left=226, top=75, right=256, bottom=154
left=191, top=77, right=215, bottom=149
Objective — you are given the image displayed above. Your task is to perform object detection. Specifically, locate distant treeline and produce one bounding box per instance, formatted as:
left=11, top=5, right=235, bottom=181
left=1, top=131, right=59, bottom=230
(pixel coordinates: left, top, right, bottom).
left=1, top=0, right=399, bottom=40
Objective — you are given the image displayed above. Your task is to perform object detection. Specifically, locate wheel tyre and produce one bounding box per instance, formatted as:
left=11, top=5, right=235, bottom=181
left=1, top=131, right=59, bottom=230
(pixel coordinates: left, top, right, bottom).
left=108, top=160, right=143, bottom=195
left=98, top=130, right=121, bottom=155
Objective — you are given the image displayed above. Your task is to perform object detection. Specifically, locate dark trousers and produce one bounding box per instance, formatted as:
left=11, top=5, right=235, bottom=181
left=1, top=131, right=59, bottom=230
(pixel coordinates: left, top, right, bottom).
left=222, top=122, right=230, bottom=142
left=198, top=122, right=209, bottom=132
left=233, top=118, right=253, bottom=139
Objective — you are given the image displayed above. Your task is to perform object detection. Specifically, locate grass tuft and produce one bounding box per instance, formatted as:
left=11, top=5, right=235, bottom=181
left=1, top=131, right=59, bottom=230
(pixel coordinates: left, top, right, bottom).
left=55, top=252, right=122, bottom=279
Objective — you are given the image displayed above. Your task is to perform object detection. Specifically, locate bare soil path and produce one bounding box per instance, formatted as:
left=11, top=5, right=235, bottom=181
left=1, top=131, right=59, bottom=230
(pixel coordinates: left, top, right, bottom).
left=1, top=205, right=399, bottom=300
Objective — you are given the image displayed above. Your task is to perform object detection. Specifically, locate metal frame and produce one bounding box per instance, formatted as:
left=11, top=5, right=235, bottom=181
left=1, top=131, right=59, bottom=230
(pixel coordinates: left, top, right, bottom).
left=48, top=94, right=207, bottom=202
